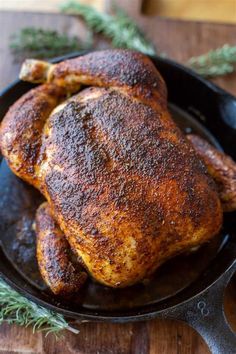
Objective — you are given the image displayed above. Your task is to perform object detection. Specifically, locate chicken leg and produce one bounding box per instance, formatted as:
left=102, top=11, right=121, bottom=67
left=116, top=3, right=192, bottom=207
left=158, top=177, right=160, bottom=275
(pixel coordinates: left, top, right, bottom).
left=187, top=134, right=236, bottom=212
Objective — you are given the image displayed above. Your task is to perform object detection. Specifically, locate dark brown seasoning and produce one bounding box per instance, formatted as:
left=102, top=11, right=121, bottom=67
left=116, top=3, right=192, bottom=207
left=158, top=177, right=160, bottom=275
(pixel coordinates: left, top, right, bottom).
left=36, top=202, right=87, bottom=295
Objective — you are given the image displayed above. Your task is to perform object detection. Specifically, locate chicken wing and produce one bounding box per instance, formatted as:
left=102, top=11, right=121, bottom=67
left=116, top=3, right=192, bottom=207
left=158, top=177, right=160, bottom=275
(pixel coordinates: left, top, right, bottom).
left=187, top=134, right=236, bottom=212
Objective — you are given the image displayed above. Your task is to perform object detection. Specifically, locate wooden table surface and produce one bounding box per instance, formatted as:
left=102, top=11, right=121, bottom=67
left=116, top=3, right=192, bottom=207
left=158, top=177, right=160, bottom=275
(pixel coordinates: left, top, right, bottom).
left=1, top=0, right=236, bottom=23
left=0, top=2, right=236, bottom=353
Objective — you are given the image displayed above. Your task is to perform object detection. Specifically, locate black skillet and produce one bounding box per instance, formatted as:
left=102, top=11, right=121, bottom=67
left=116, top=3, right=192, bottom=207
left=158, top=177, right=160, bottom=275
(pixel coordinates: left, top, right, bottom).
left=0, top=51, right=236, bottom=354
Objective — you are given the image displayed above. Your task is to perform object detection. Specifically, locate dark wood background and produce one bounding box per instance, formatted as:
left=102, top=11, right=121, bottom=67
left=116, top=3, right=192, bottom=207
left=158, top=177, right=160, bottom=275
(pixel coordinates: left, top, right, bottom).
left=0, top=1, right=236, bottom=352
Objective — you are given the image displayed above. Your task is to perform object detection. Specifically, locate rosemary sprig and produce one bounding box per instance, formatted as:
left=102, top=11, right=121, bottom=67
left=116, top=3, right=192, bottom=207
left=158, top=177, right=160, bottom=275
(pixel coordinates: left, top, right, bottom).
left=187, top=44, right=236, bottom=77
left=60, top=1, right=156, bottom=55
left=0, top=279, right=78, bottom=336
left=10, top=27, right=92, bottom=61
left=61, top=2, right=236, bottom=78
left=9, top=5, right=236, bottom=78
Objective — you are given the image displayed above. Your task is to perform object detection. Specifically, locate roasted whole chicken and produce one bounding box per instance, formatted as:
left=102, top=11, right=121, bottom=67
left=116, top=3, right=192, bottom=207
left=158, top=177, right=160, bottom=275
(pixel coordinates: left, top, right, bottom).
left=0, top=50, right=236, bottom=295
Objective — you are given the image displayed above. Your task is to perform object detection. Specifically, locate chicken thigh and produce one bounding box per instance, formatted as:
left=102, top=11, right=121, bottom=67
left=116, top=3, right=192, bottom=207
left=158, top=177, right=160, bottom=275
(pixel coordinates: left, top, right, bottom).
left=1, top=50, right=233, bottom=294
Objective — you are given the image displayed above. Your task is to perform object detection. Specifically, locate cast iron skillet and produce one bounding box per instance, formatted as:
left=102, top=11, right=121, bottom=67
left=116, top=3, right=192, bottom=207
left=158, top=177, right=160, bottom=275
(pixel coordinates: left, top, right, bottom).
left=0, top=51, right=236, bottom=354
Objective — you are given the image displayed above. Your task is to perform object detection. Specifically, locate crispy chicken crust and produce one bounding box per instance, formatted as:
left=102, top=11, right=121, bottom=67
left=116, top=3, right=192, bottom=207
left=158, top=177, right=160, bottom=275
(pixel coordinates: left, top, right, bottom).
left=187, top=134, right=236, bottom=212
left=36, top=202, right=87, bottom=295
left=0, top=50, right=223, bottom=289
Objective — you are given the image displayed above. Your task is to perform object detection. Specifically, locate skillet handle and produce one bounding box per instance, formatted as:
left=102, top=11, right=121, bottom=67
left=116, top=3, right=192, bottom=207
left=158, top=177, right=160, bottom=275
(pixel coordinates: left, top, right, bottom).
left=160, top=260, right=236, bottom=354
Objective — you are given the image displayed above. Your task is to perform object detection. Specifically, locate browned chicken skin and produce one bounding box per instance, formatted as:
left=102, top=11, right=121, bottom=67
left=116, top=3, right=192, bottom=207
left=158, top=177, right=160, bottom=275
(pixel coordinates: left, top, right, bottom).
left=187, top=134, right=236, bottom=212
left=36, top=202, right=87, bottom=295
left=1, top=49, right=234, bottom=294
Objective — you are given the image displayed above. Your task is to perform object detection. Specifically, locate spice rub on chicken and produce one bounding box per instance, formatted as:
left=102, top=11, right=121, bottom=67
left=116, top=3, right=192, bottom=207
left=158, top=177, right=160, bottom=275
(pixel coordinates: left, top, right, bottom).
left=1, top=49, right=235, bottom=294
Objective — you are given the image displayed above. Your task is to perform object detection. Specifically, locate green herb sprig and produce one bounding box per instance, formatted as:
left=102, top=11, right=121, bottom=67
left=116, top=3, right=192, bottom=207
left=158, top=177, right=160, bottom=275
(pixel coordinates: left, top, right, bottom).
left=61, top=1, right=156, bottom=55
left=61, top=1, right=236, bottom=78
left=0, top=279, right=78, bottom=336
left=187, top=44, right=236, bottom=77
left=10, top=5, right=236, bottom=78
left=10, top=27, right=91, bottom=61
